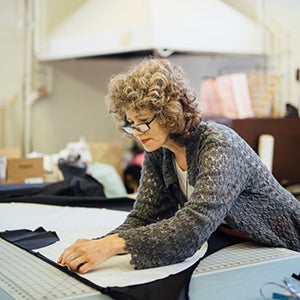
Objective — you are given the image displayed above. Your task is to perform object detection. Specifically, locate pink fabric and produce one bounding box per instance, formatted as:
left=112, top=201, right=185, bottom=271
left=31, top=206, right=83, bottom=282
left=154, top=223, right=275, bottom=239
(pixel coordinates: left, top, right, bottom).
left=215, top=75, right=238, bottom=118
left=199, top=73, right=253, bottom=119
left=132, top=152, right=144, bottom=167
left=199, top=78, right=224, bottom=117
left=230, top=73, right=254, bottom=118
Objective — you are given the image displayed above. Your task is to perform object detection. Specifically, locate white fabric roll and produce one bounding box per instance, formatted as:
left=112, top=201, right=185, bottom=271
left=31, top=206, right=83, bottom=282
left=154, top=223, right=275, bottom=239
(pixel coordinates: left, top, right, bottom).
left=258, top=134, right=275, bottom=172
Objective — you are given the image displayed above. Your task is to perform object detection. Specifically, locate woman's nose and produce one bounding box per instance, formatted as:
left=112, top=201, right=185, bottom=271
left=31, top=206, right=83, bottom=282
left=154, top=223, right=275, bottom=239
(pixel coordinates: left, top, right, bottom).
left=133, top=129, right=142, bottom=137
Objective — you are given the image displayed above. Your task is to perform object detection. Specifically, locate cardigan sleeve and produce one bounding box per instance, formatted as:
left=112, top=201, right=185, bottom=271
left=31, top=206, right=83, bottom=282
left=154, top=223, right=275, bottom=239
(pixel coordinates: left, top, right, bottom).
left=109, top=149, right=178, bottom=233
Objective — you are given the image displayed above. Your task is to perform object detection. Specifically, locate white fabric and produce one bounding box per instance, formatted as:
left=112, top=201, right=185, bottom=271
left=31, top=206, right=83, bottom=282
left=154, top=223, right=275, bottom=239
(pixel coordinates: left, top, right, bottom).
left=0, top=203, right=207, bottom=288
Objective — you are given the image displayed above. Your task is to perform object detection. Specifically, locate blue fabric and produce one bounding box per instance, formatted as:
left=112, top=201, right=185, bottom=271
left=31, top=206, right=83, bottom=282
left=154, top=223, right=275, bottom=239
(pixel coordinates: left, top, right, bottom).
left=90, top=162, right=128, bottom=198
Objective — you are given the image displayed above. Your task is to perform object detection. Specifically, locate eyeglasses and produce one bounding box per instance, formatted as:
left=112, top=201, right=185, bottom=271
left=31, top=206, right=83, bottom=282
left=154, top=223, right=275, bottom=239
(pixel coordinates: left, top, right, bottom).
left=122, top=115, right=157, bottom=135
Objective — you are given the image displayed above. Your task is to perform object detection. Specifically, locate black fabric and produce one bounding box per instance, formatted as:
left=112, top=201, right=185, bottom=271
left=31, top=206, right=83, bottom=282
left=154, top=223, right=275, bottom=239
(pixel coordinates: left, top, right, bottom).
left=0, top=175, right=134, bottom=211
left=100, top=229, right=245, bottom=300
left=0, top=194, right=134, bottom=211
left=0, top=174, right=105, bottom=198
left=0, top=227, right=59, bottom=250
left=102, top=261, right=198, bottom=300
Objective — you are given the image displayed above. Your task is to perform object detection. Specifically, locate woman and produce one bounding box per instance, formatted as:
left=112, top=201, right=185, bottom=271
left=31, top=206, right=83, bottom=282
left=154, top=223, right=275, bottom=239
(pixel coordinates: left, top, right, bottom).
left=58, top=58, right=300, bottom=274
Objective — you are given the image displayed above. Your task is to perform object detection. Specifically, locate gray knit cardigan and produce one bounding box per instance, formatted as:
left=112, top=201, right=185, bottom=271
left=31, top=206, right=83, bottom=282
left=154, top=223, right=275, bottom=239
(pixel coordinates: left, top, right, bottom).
left=112, top=122, right=300, bottom=269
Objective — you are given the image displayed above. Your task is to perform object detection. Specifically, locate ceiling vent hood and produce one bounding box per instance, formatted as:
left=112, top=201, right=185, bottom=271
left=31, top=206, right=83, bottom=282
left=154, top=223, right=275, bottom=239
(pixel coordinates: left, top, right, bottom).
left=34, top=0, right=269, bottom=61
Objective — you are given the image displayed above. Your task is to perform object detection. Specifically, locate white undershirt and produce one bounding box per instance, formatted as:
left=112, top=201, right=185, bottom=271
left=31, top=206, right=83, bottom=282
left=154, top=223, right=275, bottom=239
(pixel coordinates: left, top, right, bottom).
left=174, top=160, right=194, bottom=199
left=174, top=160, right=226, bottom=223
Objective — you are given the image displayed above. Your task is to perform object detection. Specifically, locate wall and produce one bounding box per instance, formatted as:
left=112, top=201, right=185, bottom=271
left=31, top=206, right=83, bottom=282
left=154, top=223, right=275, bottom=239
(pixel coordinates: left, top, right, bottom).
left=0, top=0, right=299, bottom=157
left=32, top=54, right=265, bottom=154
left=264, top=0, right=300, bottom=110
left=0, top=0, right=24, bottom=149
left=224, top=0, right=300, bottom=112
left=31, top=57, right=130, bottom=154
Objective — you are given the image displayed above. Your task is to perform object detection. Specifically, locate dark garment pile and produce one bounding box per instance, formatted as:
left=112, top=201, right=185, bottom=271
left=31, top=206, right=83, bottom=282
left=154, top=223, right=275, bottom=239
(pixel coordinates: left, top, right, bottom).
left=0, top=175, right=134, bottom=211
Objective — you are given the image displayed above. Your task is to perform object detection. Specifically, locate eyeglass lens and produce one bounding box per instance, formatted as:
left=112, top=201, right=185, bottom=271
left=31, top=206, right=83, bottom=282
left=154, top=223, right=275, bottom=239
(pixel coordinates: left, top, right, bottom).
left=123, top=115, right=156, bottom=134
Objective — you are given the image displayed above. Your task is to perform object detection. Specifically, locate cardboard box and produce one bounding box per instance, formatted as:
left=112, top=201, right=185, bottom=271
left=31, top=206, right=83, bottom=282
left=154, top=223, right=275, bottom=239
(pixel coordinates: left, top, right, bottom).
left=6, top=157, right=44, bottom=184
left=0, top=147, right=21, bottom=159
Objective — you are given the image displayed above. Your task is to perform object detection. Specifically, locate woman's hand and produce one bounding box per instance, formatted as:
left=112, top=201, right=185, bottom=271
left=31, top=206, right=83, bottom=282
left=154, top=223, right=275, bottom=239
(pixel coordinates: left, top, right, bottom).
left=57, top=234, right=127, bottom=274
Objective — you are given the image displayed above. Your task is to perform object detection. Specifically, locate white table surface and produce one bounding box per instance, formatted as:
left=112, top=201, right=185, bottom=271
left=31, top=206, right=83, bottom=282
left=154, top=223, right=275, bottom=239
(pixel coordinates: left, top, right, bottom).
left=1, top=202, right=300, bottom=300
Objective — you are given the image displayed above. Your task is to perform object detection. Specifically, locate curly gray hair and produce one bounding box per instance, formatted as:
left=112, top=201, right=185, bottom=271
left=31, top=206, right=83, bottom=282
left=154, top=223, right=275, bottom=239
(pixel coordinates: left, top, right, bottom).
left=106, top=58, right=202, bottom=144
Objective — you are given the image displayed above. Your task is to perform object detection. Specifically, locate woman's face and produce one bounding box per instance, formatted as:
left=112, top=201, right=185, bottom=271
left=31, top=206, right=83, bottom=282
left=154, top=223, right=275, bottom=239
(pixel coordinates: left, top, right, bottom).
left=125, top=109, right=171, bottom=152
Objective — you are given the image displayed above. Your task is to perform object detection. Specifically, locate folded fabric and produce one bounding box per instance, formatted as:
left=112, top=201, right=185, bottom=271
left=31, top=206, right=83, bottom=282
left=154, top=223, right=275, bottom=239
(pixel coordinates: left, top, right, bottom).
left=0, top=175, right=105, bottom=198
left=0, top=175, right=135, bottom=211
left=0, top=227, right=59, bottom=250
